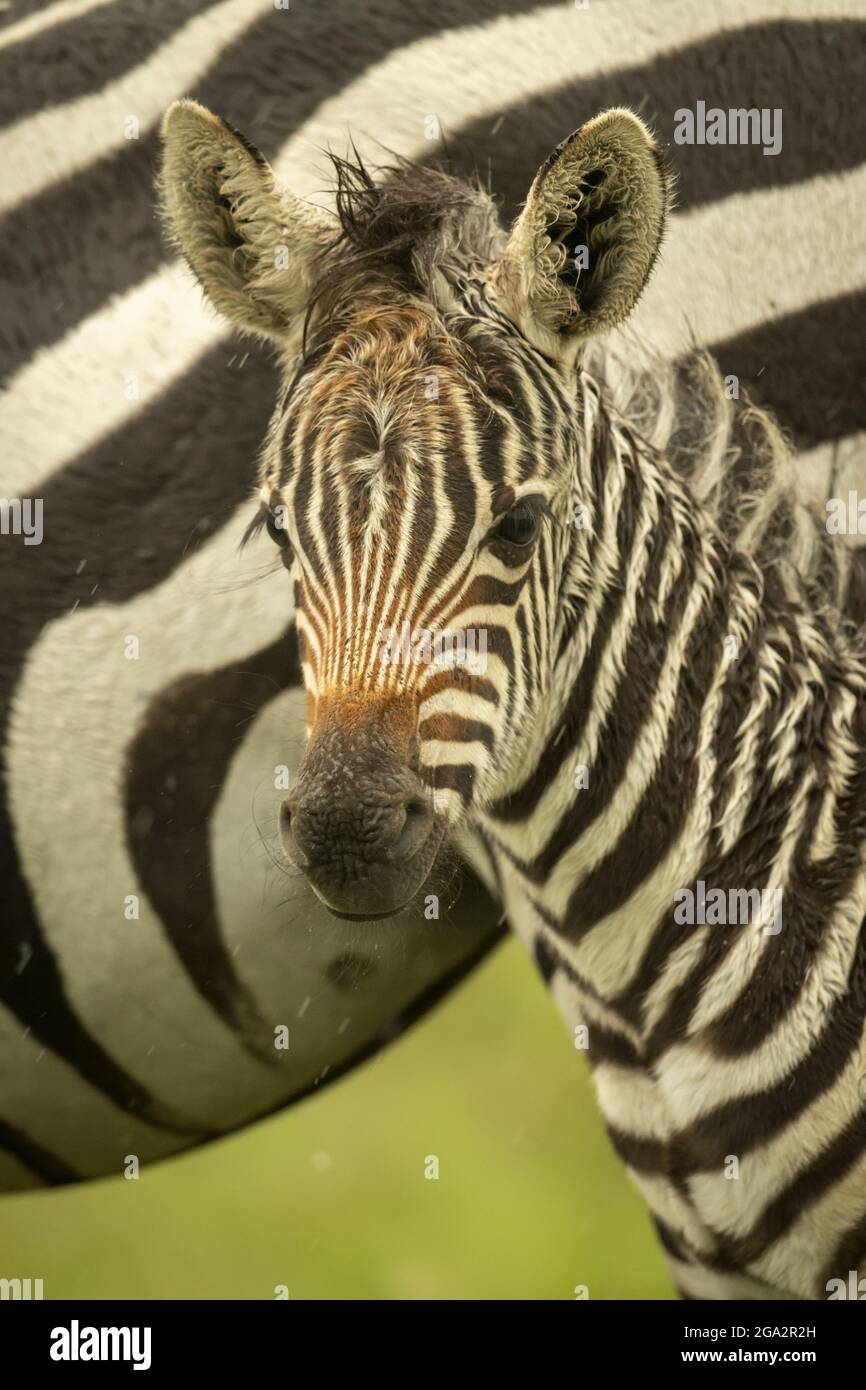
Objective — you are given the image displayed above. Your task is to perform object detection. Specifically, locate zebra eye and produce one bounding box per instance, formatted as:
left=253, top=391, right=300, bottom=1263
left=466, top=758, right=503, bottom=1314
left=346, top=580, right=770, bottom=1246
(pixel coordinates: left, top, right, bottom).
left=489, top=503, right=540, bottom=548
left=266, top=510, right=289, bottom=548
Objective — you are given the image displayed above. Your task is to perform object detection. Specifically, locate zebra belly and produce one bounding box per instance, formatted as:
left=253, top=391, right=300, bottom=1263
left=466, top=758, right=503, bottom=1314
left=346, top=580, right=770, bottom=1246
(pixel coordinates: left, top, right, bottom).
left=0, top=585, right=503, bottom=1187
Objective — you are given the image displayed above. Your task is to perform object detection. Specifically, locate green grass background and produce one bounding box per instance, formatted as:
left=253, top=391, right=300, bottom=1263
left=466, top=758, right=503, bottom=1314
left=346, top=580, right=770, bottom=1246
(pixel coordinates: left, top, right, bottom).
left=0, top=941, right=673, bottom=1299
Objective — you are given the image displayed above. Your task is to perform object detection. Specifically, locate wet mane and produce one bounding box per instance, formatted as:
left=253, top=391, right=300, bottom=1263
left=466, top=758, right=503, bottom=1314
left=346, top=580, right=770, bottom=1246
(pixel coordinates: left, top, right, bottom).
left=302, top=149, right=503, bottom=351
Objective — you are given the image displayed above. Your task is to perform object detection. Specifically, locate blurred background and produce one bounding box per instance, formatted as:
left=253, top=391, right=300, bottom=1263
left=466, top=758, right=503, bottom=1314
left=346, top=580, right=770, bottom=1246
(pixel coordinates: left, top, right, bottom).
left=0, top=942, right=671, bottom=1299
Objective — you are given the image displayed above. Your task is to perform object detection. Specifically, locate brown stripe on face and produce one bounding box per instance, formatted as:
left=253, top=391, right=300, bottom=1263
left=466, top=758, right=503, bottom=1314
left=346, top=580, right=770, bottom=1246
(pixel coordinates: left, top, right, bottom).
left=283, top=306, right=513, bottom=703
left=286, top=405, right=330, bottom=594
left=490, top=483, right=516, bottom=517
left=421, top=669, right=500, bottom=708
left=423, top=761, right=477, bottom=806
left=433, top=381, right=480, bottom=544
left=418, top=712, right=495, bottom=753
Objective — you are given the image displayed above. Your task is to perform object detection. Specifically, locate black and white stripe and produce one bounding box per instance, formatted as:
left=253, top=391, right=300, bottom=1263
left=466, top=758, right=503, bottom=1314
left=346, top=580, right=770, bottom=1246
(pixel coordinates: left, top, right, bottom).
left=1, top=0, right=864, bottom=1266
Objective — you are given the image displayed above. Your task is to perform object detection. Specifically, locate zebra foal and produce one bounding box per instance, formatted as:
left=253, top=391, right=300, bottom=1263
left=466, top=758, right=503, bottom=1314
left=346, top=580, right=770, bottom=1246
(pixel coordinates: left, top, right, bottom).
left=160, top=99, right=866, bottom=1300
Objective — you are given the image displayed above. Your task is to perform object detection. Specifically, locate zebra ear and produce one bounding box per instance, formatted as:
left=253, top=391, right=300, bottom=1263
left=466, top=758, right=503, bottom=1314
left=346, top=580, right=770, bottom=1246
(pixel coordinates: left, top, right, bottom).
left=159, top=100, right=329, bottom=343
left=491, top=109, right=672, bottom=364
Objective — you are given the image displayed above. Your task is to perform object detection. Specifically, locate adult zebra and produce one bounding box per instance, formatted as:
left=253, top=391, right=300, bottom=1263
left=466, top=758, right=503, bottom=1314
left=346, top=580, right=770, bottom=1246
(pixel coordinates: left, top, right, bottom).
left=1, top=0, right=864, bottom=1279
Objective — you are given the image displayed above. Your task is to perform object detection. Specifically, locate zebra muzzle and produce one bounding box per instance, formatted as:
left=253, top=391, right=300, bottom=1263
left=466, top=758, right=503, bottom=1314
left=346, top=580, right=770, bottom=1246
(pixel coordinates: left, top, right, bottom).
left=278, top=714, right=444, bottom=918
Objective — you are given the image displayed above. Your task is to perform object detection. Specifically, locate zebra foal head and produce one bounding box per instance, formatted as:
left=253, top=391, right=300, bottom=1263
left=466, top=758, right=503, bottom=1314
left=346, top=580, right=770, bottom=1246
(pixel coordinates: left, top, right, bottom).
left=160, top=100, right=671, bottom=918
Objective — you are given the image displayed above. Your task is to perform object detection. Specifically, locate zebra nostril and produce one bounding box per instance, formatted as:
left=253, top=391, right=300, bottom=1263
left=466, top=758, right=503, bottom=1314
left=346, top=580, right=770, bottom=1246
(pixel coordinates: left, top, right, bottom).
left=279, top=796, right=309, bottom=867
left=386, top=796, right=433, bottom=863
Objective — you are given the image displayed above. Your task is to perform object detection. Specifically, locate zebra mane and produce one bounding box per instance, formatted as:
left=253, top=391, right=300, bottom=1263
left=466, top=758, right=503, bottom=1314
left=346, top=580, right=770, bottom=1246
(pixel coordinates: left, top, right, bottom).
left=587, top=337, right=866, bottom=645
left=302, top=148, right=503, bottom=342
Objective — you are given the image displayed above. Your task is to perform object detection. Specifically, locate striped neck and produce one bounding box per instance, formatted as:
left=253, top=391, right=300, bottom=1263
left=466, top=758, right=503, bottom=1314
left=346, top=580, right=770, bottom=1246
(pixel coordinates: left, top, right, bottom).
left=480, top=373, right=864, bottom=1011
